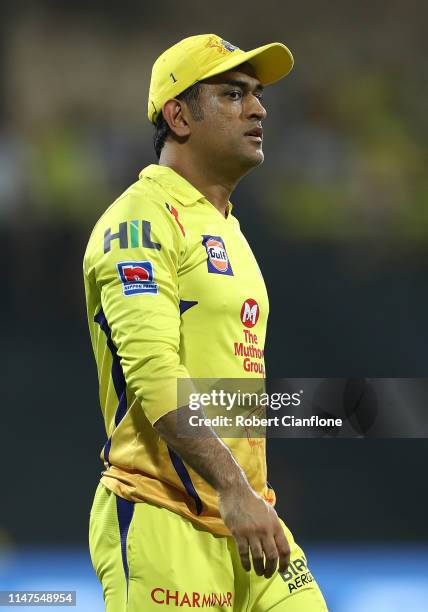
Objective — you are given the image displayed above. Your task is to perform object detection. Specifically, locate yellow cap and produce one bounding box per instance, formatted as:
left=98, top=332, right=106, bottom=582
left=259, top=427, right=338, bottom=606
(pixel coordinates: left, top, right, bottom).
left=148, top=34, right=294, bottom=124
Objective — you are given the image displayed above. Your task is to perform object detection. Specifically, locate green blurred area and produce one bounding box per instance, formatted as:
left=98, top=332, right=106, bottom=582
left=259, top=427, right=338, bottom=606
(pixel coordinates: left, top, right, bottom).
left=0, top=0, right=427, bottom=242
left=270, top=70, right=428, bottom=243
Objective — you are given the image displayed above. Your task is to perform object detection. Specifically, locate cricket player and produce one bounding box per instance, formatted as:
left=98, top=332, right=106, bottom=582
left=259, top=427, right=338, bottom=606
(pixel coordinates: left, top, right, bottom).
left=84, top=34, right=328, bottom=611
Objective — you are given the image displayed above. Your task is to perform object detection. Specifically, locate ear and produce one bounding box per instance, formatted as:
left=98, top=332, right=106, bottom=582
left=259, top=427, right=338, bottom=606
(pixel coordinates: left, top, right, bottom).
left=162, top=99, right=191, bottom=138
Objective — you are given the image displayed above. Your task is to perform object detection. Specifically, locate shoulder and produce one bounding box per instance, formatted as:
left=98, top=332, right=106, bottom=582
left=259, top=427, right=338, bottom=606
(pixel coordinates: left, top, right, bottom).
left=228, top=211, right=242, bottom=232
left=96, top=176, right=171, bottom=228
left=83, top=177, right=184, bottom=273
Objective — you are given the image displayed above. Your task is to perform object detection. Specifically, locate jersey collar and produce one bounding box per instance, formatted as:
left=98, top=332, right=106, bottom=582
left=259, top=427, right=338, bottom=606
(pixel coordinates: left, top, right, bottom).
left=139, top=164, right=233, bottom=215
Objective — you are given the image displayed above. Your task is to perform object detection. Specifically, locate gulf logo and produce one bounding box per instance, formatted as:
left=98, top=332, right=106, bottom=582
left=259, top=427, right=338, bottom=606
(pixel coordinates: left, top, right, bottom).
left=202, top=235, right=234, bottom=276
left=207, top=238, right=228, bottom=271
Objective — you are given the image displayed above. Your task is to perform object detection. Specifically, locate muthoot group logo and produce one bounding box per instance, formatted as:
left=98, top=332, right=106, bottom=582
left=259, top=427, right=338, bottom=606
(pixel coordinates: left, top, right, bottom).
left=188, top=389, right=303, bottom=411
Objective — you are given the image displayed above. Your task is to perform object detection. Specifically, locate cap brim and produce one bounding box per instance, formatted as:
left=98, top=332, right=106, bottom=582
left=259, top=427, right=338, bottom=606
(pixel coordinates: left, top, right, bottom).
left=199, top=42, right=294, bottom=86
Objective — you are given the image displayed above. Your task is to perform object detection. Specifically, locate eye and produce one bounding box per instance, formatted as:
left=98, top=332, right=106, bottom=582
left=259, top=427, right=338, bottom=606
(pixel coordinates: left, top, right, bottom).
left=228, top=90, right=242, bottom=100
left=254, top=92, right=264, bottom=102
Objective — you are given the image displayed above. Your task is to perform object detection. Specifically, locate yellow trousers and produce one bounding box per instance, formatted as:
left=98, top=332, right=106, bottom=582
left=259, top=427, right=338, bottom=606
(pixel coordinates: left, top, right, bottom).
left=89, top=483, right=328, bottom=611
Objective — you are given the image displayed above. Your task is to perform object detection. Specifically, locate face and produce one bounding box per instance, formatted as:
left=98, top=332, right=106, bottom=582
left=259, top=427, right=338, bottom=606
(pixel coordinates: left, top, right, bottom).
left=187, top=63, right=267, bottom=176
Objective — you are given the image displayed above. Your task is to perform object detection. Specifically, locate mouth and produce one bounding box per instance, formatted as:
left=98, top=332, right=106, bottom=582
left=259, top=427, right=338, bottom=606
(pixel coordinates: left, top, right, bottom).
left=244, top=126, right=263, bottom=142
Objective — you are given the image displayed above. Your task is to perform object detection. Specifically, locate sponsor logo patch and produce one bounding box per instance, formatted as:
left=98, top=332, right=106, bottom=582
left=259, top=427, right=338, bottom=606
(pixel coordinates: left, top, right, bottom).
left=280, top=555, right=314, bottom=594
left=151, top=588, right=233, bottom=607
left=104, top=220, right=161, bottom=253
left=204, top=35, right=239, bottom=55
left=117, top=261, right=159, bottom=296
left=240, top=298, right=259, bottom=328
left=202, top=235, right=233, bottom=276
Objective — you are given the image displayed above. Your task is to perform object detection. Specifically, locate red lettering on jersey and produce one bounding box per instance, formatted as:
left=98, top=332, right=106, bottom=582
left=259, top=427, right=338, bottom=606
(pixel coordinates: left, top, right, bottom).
left=201, top=594, right=213, bottom=606
left=151, top=587, right=164, bottom=603
left=180, top=591, right=191, bottom=606
left=166, top=590, right=179, bottom=605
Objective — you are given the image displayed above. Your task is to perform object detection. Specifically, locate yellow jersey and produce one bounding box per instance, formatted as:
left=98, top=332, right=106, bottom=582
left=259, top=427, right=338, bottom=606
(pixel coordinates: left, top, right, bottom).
left=83, top=164, right=275, bottom=535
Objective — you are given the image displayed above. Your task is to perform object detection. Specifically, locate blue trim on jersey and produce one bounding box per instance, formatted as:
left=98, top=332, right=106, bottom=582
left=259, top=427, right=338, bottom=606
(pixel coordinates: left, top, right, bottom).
left=116, top=494, right=135, bottom=592
left=103, top=437, right=112, bottom=464
left=95, top=307, right=203, bottom=515
left=94, top=309, right=128, bottom=464
left=167, top=447, right=203, bottom=515
left=179, top=300, right=198, bottom=315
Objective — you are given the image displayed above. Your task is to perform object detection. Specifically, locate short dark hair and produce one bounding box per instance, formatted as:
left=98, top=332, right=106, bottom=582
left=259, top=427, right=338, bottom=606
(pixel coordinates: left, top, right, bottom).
left=153, top=82, right=203, bottom=159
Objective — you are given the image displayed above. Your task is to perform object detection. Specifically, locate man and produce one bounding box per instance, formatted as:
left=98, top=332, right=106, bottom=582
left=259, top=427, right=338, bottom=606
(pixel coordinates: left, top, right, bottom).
left=84, top=34, right=328, bottom=611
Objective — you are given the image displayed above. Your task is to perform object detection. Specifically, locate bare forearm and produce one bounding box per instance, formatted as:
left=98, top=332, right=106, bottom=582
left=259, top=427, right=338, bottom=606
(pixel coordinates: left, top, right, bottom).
left=154, top=406, right=249, bottom=494
left=154, top=405, right=290, bottom=577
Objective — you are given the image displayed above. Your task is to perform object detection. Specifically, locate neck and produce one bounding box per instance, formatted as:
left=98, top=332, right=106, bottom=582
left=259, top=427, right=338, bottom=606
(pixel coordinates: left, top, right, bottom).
left=159, top=146, right=240, bottom=217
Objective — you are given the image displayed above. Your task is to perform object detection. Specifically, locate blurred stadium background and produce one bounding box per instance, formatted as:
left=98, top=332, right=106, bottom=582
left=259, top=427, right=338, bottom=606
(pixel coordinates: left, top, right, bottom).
left=1, top=1, right=427, bottom=610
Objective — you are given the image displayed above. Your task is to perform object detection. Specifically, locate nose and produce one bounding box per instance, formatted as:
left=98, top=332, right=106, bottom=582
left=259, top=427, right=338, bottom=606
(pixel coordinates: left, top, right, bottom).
left=247, top=94, right=267, bottom=121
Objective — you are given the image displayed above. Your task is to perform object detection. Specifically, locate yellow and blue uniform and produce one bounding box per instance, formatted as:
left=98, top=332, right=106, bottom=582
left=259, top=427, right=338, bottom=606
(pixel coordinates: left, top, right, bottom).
left=84, top=164, right=272, bottom=534
left=84, top=164, right=327, bottom=610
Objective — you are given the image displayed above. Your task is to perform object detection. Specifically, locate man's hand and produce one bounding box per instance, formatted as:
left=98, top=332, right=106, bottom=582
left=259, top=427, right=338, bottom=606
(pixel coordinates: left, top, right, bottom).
left=155, top=406, right=290, bottom=579
left=219, top=484, right=290, bottom=578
